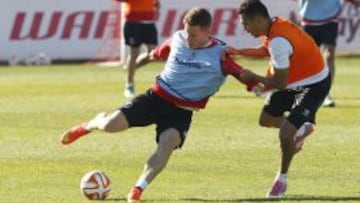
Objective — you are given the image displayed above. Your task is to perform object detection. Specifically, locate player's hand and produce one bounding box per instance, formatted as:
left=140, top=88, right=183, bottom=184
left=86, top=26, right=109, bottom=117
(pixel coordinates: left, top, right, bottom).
left=251, top=84, right=265, bottom=97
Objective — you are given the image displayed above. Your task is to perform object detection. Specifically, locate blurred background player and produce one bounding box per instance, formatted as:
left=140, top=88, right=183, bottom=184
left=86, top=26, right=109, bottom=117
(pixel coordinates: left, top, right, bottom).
left=118, top=0, right=160, bottom=98
left=61, top=7, right=256, bottom=203
left=227, top=0, right=330, bottom=198
left=296, top=0, right=360, bottom=107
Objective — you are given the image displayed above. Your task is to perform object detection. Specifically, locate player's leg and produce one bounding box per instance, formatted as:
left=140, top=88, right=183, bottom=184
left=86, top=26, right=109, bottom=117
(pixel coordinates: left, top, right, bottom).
left=266, top=119, right=296, bottom=199
left=321, top=22, right=338, bottom=107
left=259, top=91, right=294, bottom=128
left=259, top=111, right=286, bottom=128
left=267, top=109, right=316, bottom=198
left=127, top=97, right=192, bottom=203
left=144, top=129, right=182, bottom=182
left=324, top=44, right=336, bottom=83
left=262, top=90, right=294, bottom=198
left=60, top=110, right=129, bottom=145
left=127, top=128, right=182, bottom=203
left=135, top=23, right=158, bottom=69
left=266, top=118, right=315, bottom=198
left=267, top=76, right=330, bottom=198
left=124, top=46, right=140, bottom=98
left=322, top=43, right=336, bottom=107
left=260, top=90, right=305, bottom=195
left=123, top=22, right=142, bottom=98
left=60, top=91, right=155, bottom=145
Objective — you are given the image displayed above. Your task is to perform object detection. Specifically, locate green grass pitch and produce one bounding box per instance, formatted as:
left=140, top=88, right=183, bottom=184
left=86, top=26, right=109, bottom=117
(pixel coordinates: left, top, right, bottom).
left=0, top=57, right=359, bottom=203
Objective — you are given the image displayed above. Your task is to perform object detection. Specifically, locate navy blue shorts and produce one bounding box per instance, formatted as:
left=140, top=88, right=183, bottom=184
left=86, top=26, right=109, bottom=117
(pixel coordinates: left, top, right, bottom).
left=303, top=22, right=338, bottom=46
left=263, top=75, right=331, bottom=129
left=120, top=90, right=193, bottom=148
left=124, top=22, right=158, bottom=47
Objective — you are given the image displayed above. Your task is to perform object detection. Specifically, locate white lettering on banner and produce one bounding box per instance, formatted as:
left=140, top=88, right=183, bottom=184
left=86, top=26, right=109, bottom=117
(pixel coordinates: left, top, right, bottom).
left=0, top=0, right=359, bottom=61
left=338, top=3, right=360, bottom=44
left=159, top=8, right=239, bottom=38
left=339, top=17, right=360, bottom=43
left=10, top=11, right=120, bottom=40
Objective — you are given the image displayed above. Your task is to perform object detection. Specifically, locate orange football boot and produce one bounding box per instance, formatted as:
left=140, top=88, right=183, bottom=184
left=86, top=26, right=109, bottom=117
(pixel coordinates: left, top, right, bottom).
left=60, top=123, right=89, bottom=145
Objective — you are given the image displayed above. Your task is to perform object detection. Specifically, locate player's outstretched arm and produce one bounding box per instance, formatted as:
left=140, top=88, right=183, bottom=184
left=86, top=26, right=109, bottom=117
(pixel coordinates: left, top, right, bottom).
left=225, top=45, right=270, bottom=57
left=241, top=68, right=288, bottom=91
left=221, top=55, right=259, bottom=91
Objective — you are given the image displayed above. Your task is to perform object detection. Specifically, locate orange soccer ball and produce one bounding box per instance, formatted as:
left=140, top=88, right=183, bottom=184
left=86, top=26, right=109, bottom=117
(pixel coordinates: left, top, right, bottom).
left=80, top=170, right=111, bottom=200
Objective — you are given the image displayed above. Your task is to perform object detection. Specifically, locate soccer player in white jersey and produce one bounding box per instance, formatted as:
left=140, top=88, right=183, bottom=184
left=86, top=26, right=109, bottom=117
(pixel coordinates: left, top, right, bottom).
left=60, top=7, right=256, bottom=203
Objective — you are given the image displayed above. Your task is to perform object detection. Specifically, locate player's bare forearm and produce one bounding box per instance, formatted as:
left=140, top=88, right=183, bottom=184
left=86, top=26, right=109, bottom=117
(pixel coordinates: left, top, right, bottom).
left=242, top=68, right=288, bottom=90
left=221, top=55, right=258, bottom=91
left=253, top=73, right=287, bottom=90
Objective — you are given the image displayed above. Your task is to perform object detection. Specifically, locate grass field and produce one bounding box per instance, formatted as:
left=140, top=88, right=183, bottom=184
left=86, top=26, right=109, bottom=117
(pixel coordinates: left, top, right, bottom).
left=0, top=57, right=359, bottom=203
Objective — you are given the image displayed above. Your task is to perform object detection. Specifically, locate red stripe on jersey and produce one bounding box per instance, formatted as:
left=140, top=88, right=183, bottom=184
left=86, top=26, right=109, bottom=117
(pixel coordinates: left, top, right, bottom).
left=151, top=82, right=209, bottom=109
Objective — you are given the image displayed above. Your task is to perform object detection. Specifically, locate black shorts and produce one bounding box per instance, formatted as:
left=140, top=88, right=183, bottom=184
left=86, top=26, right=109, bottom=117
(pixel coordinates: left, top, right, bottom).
left=124, top=22, right=158, bottom=47
left=263, top=75, right=331, bottom=129
left=120, top=90, right=193, bottom=148
left=303, top=22, right=338, bottom=46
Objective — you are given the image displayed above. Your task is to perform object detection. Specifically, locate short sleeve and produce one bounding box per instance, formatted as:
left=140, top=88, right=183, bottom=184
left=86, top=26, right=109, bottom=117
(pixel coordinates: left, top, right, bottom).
left=268, top=37, right=293, bottom=69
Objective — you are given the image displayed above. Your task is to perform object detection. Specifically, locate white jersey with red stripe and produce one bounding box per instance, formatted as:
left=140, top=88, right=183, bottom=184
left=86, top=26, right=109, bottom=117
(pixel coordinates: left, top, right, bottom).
left=157, top=30, right=226, bottom=102
left=151, top=30, right=256, bottom=109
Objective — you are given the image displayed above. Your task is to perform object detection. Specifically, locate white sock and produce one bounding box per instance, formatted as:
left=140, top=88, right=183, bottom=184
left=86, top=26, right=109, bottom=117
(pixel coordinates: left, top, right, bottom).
left=276, top=172, right=287, bottom=183
left=126, top=83, right=134, bottom=89
left=135, top=178, right=148, bottom=190
left=85, top=112, right=107, bottom=131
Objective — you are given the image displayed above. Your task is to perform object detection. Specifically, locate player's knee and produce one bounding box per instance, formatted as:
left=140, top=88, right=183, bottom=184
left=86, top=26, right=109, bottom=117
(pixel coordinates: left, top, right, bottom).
left=259, top=116, right=272, bottom=127
left=158, top=129, right=182, bottom=149
left=279, top=122, right=296, bottom=143
left=279, top=131, right=292, bottom=142
left=100, top=119, right=117, bottom=132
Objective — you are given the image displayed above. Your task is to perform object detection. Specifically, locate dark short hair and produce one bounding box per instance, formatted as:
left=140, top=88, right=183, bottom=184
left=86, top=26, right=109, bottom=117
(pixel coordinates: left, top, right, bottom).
left=183, top=7, right=212, bottom=27
left=238, top=0, right=270, bottom=19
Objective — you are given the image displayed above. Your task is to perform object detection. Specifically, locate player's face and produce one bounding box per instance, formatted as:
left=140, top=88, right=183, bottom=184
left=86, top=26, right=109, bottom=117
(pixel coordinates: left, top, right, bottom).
left=239, top=15, right=262, bottom=38
left=184, top=23, right=210, bottom=49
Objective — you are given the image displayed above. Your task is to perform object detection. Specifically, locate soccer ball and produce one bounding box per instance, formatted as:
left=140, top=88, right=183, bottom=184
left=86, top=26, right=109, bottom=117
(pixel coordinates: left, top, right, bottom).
left=80, top=170, right=111, bottom=200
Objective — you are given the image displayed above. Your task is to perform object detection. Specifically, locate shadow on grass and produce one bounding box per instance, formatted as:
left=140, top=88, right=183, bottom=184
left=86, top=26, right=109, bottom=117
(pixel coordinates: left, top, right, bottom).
left=104, top=195, right=360, bottom=202
left=213, top=94, right=259, bottom=99
left=180, top=195, right=360, bottom=202
left=102, top=198, right=126, bottom=201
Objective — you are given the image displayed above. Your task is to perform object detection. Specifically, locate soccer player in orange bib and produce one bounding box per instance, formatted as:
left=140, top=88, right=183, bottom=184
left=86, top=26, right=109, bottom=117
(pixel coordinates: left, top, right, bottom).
left=226, top=0, right=331, bottom=198
left=117, top=0, right=159, bottom=98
